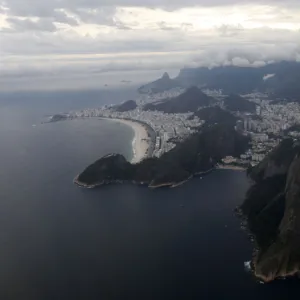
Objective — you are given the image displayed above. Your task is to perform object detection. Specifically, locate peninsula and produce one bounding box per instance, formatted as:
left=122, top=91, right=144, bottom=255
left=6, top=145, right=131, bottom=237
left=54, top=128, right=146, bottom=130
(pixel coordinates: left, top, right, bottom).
left=74, top=123, right=249, bottom=189
left=51, top=65, right=300, bottom=284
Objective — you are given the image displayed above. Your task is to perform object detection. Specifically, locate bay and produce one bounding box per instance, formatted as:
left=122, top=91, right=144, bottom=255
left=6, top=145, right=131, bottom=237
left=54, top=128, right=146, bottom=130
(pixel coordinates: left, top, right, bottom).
left=0, top=89, right=299, bottom=300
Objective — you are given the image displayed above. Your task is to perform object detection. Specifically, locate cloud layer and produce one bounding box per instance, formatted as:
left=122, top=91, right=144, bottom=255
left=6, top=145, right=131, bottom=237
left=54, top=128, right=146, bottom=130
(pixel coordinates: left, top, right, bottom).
left=1, top=0, right=300, bottom=90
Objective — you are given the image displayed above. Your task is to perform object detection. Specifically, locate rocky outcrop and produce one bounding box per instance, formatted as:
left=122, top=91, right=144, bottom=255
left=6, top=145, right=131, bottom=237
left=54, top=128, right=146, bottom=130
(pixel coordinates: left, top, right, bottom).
left=242, top=139, right=300, bottom=282
left=75, top=154, right=134, bottom=187
left=138, top=72, right=181, bottom=94
left=75, top=121, right=249, bottom=189
left=248, top=139, right=298, bottom=182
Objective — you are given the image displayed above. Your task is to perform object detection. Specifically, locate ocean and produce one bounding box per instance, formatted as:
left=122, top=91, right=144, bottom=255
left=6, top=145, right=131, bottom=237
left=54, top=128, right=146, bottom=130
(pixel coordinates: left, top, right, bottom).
left=0, top=88, right=299, bottom=300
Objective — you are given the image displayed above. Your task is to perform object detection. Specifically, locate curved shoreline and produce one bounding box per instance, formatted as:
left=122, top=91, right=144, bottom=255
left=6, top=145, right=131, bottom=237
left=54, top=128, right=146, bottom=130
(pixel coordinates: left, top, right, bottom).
left=74, top=168, right=216, bottom=190
left=216, top=164, right=247, bottom=171
left=99, top=117, right=153, bottom=164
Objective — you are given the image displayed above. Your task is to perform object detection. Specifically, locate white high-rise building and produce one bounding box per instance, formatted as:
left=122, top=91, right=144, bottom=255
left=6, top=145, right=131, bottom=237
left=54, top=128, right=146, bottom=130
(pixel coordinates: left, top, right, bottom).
left=256, top=106, right=261, bottom=116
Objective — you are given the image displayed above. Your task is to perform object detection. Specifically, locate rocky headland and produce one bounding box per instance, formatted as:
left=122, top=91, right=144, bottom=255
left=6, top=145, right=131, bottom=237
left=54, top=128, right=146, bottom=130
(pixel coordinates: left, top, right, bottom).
left=241, top=138, right=300, bottom=282
left=75, top=123, right=250, bottom=189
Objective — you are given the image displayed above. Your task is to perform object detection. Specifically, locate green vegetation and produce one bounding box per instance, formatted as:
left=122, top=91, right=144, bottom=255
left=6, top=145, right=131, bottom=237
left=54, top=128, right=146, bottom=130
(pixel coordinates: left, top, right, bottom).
left=242, top=139, right=300, bottom=281
left=77, top=154, right=134, bottom=185
left=242, top=175, right=286, bottom=248
left=224, top=94, right=256, bottom=112
left=176, top=61, right=300, bottom=99
left=143, top=86, right=214, bottom=113
left=194, top=106, right=238, bottom=127
left=249, top=138, right=298, bottom=182
left=114, top=100, right=137, bottom=112
left=76, top=123, right=249, bottom=188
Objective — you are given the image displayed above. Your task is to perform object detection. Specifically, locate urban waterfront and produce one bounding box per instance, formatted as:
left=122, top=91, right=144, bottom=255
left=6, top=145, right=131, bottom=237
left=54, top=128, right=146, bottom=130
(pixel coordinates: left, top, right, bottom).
left=1, top=90, right=300, bottom=299
left=50, top=87, right=300, bottom=169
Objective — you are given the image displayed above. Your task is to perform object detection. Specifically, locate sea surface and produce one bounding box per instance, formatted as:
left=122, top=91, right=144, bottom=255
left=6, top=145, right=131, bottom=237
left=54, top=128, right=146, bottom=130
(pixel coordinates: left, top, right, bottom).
left=0, top=89, right=299, bottom=300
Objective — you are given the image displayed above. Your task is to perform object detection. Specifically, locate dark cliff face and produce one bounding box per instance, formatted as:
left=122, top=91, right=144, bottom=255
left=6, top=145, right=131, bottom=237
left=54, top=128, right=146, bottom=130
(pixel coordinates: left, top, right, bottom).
left=242, top=139, right=300, bottom=281
left=77, top=154, right=134, bottom=186
left=248, top=139, right=298, bottom=182
left=76, top=121, right=249, bottom=188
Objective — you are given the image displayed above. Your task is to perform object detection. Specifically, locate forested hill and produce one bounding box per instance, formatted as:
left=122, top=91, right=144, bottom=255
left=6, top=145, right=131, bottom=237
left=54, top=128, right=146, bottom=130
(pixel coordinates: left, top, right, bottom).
left=224, top=94, right=256, bottom=112
left=143, top=86, right=215, bottom=113
left=76, top=120, right=249, bottom=189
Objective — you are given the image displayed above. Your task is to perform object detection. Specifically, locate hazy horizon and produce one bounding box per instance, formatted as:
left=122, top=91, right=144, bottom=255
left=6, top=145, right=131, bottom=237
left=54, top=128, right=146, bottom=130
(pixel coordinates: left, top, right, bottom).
left=1, top=0, right=300, bottom=91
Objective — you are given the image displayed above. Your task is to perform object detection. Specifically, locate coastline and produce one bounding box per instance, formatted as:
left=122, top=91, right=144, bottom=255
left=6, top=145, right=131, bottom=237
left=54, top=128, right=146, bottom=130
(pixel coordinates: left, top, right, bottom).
left=236, top=206, right=300, bottom=283
left=216, top=164, right=247, bottom=171
left=99, top=117, right=151, bottom=164
left=73, top=175, right=102, bottom=189
left=74, top=165, right=245, bottom=190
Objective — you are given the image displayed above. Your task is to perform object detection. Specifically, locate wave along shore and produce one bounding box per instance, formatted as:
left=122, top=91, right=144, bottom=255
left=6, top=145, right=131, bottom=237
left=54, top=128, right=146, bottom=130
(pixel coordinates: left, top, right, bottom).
left=99, top=117, right=151, bottom=164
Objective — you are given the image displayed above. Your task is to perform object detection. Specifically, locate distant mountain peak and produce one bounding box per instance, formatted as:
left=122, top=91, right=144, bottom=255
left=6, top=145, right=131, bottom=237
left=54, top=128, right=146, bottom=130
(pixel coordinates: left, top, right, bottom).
left=138, top=71, right=180, bottom=94
left=162, top=72, right=170, bottom=80
left=143, top=85, right=215, bottom=113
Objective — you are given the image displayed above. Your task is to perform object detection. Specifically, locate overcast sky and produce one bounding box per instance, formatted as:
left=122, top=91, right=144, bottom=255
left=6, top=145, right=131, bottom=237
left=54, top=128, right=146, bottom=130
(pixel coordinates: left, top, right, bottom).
left=1, top=0, right=300, bottom=91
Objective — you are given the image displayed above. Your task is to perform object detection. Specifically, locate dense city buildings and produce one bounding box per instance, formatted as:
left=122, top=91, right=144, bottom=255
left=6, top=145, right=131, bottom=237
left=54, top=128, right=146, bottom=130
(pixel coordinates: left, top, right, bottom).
left=50, top=87, right=300, bottom=166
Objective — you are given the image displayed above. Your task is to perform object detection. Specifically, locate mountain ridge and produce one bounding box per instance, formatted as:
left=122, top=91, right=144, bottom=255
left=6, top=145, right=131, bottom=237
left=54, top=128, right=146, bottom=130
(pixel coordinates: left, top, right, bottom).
left=176, top=61, right=300, bottom=98
left=75, top=118, right=249, bottom=189
left=143, top=86, right=215, bottom=113
left=138, top=72, right=181, bottom=94
left=139, top=61, right=300, bottom=99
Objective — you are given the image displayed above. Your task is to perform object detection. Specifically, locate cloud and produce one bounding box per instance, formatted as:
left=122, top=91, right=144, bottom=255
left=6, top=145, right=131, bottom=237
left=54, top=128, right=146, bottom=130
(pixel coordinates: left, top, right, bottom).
left=6, top=17, right=57, bottom=32
left=157, top=22, right=178, bottom=31
left=51, top=10, right=79, bottom=26
left=1, top=1, right=300, bottom=29
left=263, top=73, right=275, bottom=81
left=69, top=7, right=117, bottom=25
left=217, top=24, right=244, bottom=37
left=2, top=1, right=300, bottom=14
left=1, top=0, right=300, bottom=90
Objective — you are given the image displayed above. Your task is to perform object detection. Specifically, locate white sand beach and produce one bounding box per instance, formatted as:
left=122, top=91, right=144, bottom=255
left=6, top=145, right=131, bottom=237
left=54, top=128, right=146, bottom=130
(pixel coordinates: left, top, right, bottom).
left=101, top=118, right=150, bottom=164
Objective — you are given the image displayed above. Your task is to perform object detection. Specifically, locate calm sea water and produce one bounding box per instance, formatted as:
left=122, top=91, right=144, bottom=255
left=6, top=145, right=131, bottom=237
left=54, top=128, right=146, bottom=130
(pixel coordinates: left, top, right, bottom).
left=0, top=89, right=299, bottom=300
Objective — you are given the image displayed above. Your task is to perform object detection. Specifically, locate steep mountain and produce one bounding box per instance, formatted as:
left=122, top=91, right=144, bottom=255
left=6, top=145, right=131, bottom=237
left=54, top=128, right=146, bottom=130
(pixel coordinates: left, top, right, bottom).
left=175, top=61, right=300, bottom=98
left=194, top=106, right=238, bottom=127
left=114, top=100, right=137, bottom=112
left=138, top=72, right=181, bottom=94
left=143, top=86, right=214, bottom=113
left=75, top=154, right=135, bottom=187
left=241, top=139, right=300, bottom=282
left=224, top=94, right=256, bottom=112
left=75, top=122, right=249, bottom=189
